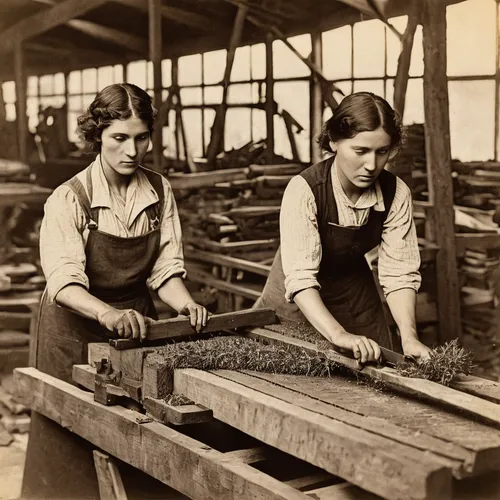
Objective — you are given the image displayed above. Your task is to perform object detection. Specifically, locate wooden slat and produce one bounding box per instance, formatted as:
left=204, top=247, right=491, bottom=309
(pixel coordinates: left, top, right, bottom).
left=244, top=371, right=500, bottom=477
left=14, top=367, right=310, bottom=500
left=449, top=376, right=500, bottom=404
left=224, top=446, right=269, bottom=464
left=217, top=370, right=473, bottom=477
left=307, top=482, right=381, bottom=500
left=0, top=0, right=108, bottom=53
left=93, top=450, right=128, bottom=500
left=265, top=32, right=275, bottom=163
left=173, top=369, right=452, bottom=500
left=284, top=472, right=334, bottom=490
left=245, top=328, right=500, bottom=427
left=14, top=41, right=28, bottom=163
left=143, top=397, right=213, bottom=425
left=72, top=364, right=96, bottom=391
left=168, top=168, right=248, bottom=189
left=422, top=0, right=462, bottom=342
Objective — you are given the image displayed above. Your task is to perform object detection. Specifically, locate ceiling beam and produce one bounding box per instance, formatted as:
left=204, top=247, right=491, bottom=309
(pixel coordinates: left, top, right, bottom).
left=0, top=0, right=109, bottom=54
left=115, top=0, right=221, bottom=33
left=67, top=19, right=148, bottom=54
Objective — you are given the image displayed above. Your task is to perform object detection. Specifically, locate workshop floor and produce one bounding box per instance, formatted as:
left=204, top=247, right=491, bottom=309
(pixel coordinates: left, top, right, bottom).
left=0, top=434, right=26, bottom=500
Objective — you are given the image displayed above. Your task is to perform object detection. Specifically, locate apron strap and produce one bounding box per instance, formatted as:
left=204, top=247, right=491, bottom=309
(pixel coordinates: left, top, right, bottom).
left=377, top=169, right=397, bottom=221
left=64, top=173, right=95, bottom=227
left=140, top=166, right=165, bottom=222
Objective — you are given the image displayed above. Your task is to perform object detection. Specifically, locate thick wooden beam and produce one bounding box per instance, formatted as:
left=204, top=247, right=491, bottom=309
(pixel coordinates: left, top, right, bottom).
left=148, top=0, right=163, bottom=173
left=174, top=369, right=453, bottom=500
left=14, top=41, right=28, bottom=164
left=0, top=0, right=109, bottom=54
left=206, top=5, right=248, bottom=166
left=68, top=19, right=147, bottom=54
left=265, top=32, right=275, bottom=164
left=14, top=367, right=310, bottom=500
left=393, top=4, right=418, bottom=117
left=310, top=32, right=323, bottom=164
left=422, top=0, right=462, bottom=342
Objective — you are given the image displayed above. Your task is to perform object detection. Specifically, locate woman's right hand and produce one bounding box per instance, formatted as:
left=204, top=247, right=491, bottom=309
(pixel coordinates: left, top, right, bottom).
left=331, top=331, right=382, bottom=365
left=97, top=308, right=153, bottom=341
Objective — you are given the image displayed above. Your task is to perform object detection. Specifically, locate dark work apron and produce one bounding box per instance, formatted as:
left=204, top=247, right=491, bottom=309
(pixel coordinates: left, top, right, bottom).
left=22, top=166, right=179, bottom=499
left=256, top=157, right=397, bottom=349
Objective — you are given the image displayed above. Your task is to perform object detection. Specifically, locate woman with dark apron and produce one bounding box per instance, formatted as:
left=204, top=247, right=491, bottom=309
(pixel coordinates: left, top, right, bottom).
left=256, top=92, right=430, bottom=365
left=22, top=83, right=207, bottom=499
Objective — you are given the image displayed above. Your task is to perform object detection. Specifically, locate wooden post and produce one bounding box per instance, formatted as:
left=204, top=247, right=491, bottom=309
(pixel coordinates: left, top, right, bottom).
left=171, top=58, right=181, bottom=162
left=14, top=40, right=28, bottom=164
left=148, top=0, right=163, bottom=173
left=265, top=32, right=274, bottom=164
left=422, top=0, right=461, bottom=342
left=310, top=32, right=323, bottom=164
left=206, top=4, right=248, bottom=167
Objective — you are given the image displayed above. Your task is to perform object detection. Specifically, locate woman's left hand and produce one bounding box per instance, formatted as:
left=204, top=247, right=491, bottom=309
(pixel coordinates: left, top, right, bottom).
left=402, top=338, right=432, bottom=361
left=179, top=301, right=209, bottom=333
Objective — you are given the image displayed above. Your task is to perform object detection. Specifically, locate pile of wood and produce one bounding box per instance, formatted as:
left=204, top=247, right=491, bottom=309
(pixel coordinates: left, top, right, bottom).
left=0, top=374, right=30, bottom=450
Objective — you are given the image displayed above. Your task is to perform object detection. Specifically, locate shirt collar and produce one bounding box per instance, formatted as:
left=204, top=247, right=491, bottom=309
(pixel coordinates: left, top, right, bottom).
left=331, top=157, right=385, bottom=212
left=90, top=156, right=159, bottom=226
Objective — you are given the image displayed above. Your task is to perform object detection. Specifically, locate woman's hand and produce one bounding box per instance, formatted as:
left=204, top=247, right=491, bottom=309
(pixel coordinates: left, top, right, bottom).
left=331, top=331, right=382, bottom=365
left=179, top=301, right=209, bottom=333
left=402, top=338, right=432, bottom=361
left=98, top=308, right=153, bottom=340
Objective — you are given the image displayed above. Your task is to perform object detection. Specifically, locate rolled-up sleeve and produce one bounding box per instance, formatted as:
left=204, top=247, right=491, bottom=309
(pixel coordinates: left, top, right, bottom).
left=378, top=177, right=421, bottom=296
left=40, top=186, right=89, bottom=303
left=147, top=178, right=186, bottom=291
left=281, top=176, right=322, bottom=302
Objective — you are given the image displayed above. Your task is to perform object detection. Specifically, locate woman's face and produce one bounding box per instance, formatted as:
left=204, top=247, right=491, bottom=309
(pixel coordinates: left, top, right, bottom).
left=100, top=116, right=150, bottom=177
left=330, top=126, right=394, bottom=196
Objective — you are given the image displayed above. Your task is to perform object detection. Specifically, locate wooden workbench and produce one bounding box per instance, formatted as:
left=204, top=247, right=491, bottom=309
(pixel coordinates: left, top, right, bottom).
left=13, top=327, right=500, bottom=500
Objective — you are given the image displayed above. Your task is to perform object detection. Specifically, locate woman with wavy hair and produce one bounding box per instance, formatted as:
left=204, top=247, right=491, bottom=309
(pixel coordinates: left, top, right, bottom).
left=256, top=92, right=430, bottom=365
left=22, top=83, right=208, bottom=498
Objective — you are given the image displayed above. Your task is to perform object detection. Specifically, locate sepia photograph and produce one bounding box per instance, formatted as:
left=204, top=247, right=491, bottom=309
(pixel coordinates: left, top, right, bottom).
left=0, top=0, right=499, bottom=499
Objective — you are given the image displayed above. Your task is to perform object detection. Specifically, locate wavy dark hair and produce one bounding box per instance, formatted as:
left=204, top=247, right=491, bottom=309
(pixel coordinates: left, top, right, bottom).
left=76, top=83, right=157, bottom=152
left=317, top=92, right=403, bottom=154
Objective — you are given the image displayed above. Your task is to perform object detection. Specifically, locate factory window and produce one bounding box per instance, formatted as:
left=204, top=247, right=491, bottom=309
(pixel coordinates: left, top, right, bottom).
left=1, top=81, right=16, bottom=122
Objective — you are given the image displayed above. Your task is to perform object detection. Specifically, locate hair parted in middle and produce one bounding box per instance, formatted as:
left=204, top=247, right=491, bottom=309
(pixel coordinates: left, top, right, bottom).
left=317, top=92, right=403, bottom=154
left=76, top=83, right=157, bottom=152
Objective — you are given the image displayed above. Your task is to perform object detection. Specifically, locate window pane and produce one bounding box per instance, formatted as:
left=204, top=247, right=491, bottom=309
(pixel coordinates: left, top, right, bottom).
left=334, top=81, right=352, bottom=102
left=225, top=108, right=251, bottom=150
left=39, top=75, right=53, bottom=96
left=386, top=16, right=424, bottom=77
left=204, top=86, right=223, bottom=105
left=447, top=0, right=496, bottom=76
left=252, top=109, right=266, bottom=142
left=162, top=59, right=172, bottom=87
left=68, top=95, right=83, bottom=112
left=322, top=25, right=352, bottom=80
left=251, top=43, right=266, bottom=80
left=449, top=80, right=495, bottom=161
left=2, top=82, right=15, bottom=103
left=179, top=54, right=202, bottom=86
left=180, top=87, right=202, bottom=106
left=252, top=82, right=264, bottom=103
left=27, top=76, right=38, bottom=97
left=385, top=79, right=394, bottom=107
left=353, top=19, right=385, bottom=78
left=68, top=71, right=81, bottom=95
left=27, top=97, right=39, bottom=132
left=54, top=73, right=65, bottom=94
left=127, top=60, right=147, bottom=88
left=273, top=34, right=311, bottom=79
left=353, top=79, right=385, bottom=96
left=147, top=61, right=154, bottom=89
left=68, top=112, right=80, bottom=143
left=227, top=83, right=251, bottom=104
left=163, top=110, right=177, bottom=158
left=82, top=94, right=94, bottom=109
left=114, top=65, right=124, bottom=83
left=231, top=46, right=251, bottom=82
left=402, top=78, right=424, bottom=125
left=82, top=68, right=97, bottom=94
left=203, top=109, right=216, bottom=154
left=98, top=66, right=114, bottom=89
left=203, top=50, right=225, bottom=85
left=182, top=109, right=203, bottom=158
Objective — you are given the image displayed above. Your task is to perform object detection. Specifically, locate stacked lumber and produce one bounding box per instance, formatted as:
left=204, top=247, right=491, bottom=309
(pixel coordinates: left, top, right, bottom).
left=173, top=163, right=306, bottom=311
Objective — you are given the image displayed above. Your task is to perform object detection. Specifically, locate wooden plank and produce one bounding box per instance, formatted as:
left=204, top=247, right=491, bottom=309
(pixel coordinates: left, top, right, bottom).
left=265, top=32, right=275, bottom=164
left=185, top=249, right=271, bottom=277
left=173, top=369, right=453, bottom=500
left=455, top=233, right=500, bottom=255
left=206, top=4, right=248, bottom=166
left=185, top=237, right=278, bottom=254
left=245, top=328, right=500, bottom=427
left=88, top=342, right=111, bottom=367
left=143, top=397, right=213, bottom=425
left=149, top=0, right=163, bottom=173
left=93, top=450, right=128, bottom=500
left=0, top=0, right=108, bottom=53
left=14, top=367, right=310, bottom=500
left=243, top=371, right=500, bottom=477
left=422, top=0, right=462, bottom=342
left=217, top=370, right=473, bottom=478
left=306, top=482, right=381, bottom=500
left=72, top=364, right=96, bottom=391
left=224, top=446, right=269, bottom=464
left=14, top=41, right=28, bottom=164
left=168, top=168, right=247, bottom=189
left=449, top=376, right=500, bottom=404
left=284, top=472, right=334, bottom=490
